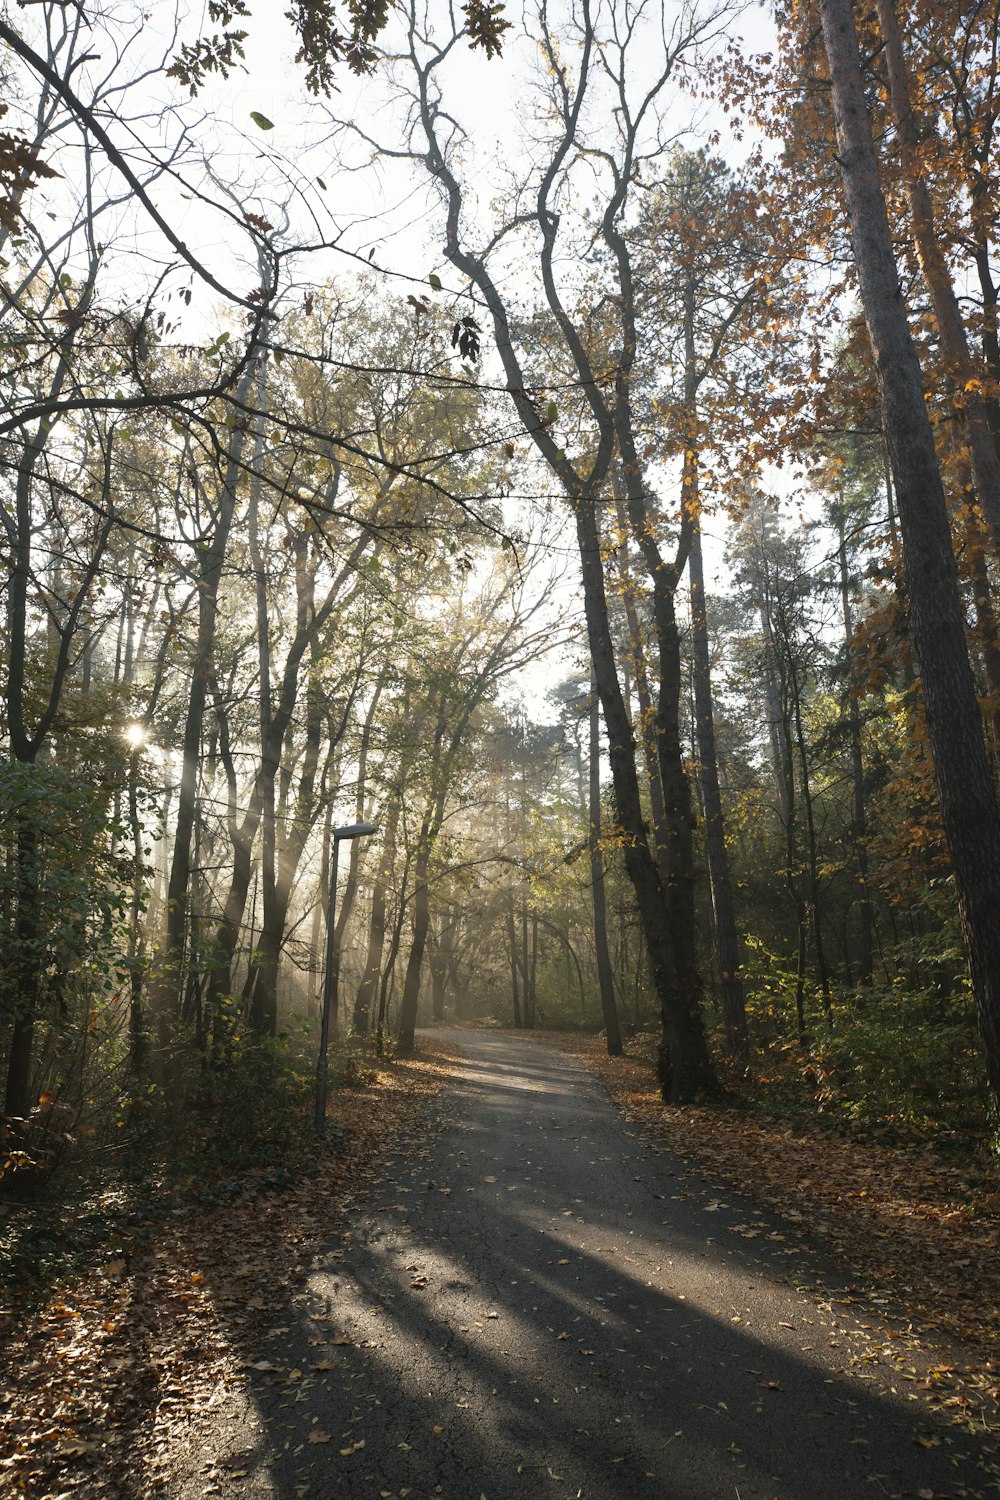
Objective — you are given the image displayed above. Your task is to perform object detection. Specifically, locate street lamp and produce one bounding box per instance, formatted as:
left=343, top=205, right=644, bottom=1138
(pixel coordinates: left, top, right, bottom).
left=315, top=821, right=377, bottom=1135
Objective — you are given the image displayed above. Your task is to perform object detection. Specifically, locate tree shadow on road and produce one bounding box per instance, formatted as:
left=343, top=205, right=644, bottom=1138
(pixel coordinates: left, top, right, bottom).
left=170, top=1037, right=999, bottom=1500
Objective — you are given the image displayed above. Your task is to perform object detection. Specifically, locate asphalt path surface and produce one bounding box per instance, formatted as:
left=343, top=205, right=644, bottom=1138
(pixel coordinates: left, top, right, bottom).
left=185, top=1030, right=995, bottom=1500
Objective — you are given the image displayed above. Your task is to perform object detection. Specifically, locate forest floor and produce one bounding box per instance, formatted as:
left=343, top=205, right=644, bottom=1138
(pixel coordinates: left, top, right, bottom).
left=541, top=1030, right=1000, bottom=1437
left=0, top=1043, right=460, bottom=1499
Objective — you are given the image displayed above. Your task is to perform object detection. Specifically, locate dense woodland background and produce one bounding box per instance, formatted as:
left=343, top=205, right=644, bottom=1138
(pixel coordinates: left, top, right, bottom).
left=3, top=0, right=1000, bottom=1220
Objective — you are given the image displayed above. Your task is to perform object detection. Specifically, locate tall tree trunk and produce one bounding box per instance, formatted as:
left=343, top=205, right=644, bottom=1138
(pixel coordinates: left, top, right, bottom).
left=396, top=824, right=432, bottom=1056
left=127, top=746, right=147, bottom=1074
left=837, top=510, right=874, bottom=986
left=529, top=910, right=540, bottom=1023
left=771, top=630, right=808, bottom=1043
left=153, top=364, right=257, bottom=1051
left=873, top=0, right=1000, bottom=548
left=973, top=231, right=1000, bottom=450
left=248, top=366, right=280, bottom=1038
left=4, top=821, right=39, bottom=1119
left=820, top=0, right=1000, bottom=1107
left=789, top=658, right=832, bottom=1020
left=204, top=681, right=265, bottom=1039
left=353, top=793, right=399, bottom=1035
left=520, top=900, right=534, bottom=1028
left=377, top=860, right=410, bottom=1056
left=507, top=901, right=523, bottom=1028
left=247, top=525, right=369, bottom=1034
left=761, top=610, right=792, bottom=812
left=687, top=450, right=748, bottom=1056
left=959, top=486, right=1000, bottom=757
left=308, top=808, right=332, bottom=1023
left=589, top=669, right=623, bottom=1055
left=332, top=679, right=383, bottom=967
left=429, top=920, right=452, bottom=1022
left=574, top=493, right=714, bottom=1100
left=611, top=487, right=671, bottom=884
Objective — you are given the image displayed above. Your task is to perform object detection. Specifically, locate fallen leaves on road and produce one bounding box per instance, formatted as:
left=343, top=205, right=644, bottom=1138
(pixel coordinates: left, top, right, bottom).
left=0, top=1044, right=460, bottom=1499
left=544, top=1031, right=1000, bottom=1436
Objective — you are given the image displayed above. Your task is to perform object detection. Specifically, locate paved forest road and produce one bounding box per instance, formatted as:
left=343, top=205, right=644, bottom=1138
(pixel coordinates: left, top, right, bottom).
left=186, top=1031, right=995, bottom=1500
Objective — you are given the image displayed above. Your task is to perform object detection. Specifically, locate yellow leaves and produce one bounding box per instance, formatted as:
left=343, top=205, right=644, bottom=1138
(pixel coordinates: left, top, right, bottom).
left=340, top=1437, right=366, bottom=1455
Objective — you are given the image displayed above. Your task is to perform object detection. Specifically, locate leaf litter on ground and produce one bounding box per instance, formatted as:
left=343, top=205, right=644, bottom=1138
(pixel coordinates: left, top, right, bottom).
left=0, top=1043, right=460, bottom=1498
left=540, top=1030, right=1000, bottom=1447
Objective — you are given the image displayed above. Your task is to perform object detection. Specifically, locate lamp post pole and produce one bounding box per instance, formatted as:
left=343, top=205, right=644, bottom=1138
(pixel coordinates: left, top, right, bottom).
left=315, top=822, right=376, bottom=1135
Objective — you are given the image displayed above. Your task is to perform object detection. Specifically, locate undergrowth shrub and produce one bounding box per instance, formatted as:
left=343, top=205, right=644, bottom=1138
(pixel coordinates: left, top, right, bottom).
left=734, top=931, right=989, bottom=1145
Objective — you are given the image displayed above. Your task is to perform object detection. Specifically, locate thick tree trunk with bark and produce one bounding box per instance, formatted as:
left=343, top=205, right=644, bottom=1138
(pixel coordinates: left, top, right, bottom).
left=575, top=496, right=714, bottom=1100
left=819, top=0, right=1000, bottom=1107
left=615, top=461, right=702, bottom=1016
left=873, top=0, right=1000, bottom=548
